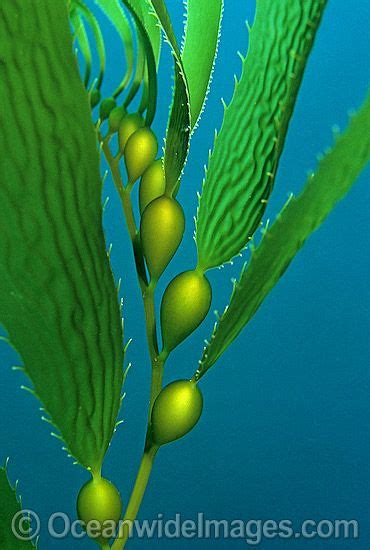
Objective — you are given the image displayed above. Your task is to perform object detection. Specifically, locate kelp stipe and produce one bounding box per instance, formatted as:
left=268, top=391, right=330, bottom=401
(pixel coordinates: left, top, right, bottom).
left=0, top=0, right=369, bottom=549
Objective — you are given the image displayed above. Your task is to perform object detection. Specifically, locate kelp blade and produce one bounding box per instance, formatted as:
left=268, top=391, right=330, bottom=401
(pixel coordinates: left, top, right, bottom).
left=70, top=7, right=92, bottom=87
left=182, top=0, right=223, bottom=129
left=93, top=0, right=136, bottom=95
left=123, top=0, right=158, bottom=126
left=73, top=0, right=106, bottom=89
left=196, top=0, right=327, bottom=270
left=136, top=0, right=162, bottom=118
left=150, top=0, right=191, bottom=193
left=137, top=0, right=162, bottom=68
left=0, top=0, right=123, bottom=472
left=0, top=465, right=35, bottom=549
left=196, top=91, right=370, bottom=377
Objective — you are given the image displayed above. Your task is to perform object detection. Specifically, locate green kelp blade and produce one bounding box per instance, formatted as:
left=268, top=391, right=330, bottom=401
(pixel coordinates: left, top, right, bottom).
left=74, top=0, right=106, bottom=89
left=0, top=0, right=123, bottom=472
left=70, top=7, right=92, bottom=88
left=136, top=0, right=162, bottom=117
left=150, top=0, right=191, bottom=193
left=93, top=0, right=135, bottom=97
left=0, top=465, right=36, bottom=549
left=182, top=0, right=223, bottom=130
left=138, top=0, right=162, bottom=68
left=123, top=20, right=146, bottom=110
left=122, top=0, right=158, bottom=126
left=196, top=0, right=327, bottom=271
left=195, top=91, right=370, bottom=378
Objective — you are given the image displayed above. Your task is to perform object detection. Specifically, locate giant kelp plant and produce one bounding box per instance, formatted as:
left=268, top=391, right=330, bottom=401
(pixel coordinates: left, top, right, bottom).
left=0, top=0, right=369, bottom=548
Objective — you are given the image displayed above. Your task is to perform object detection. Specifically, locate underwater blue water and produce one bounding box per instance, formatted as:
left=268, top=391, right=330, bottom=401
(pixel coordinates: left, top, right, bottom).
left=1, top=1, right=370, bottom=548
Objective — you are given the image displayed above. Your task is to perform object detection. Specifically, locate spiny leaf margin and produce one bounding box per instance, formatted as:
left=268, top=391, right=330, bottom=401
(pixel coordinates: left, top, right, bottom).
left=0, top=461, right=36, bottom=549
left=195, top=90, right=370, bottom=378
left=196, top=0, right=328, bottom=271
left=122, top=0, right=158, bottom=126
left=0, top=0, right=124, bottom=472
left=150, top=0, right=191, bottom=193
left=181, top=0, right=223, bottom=130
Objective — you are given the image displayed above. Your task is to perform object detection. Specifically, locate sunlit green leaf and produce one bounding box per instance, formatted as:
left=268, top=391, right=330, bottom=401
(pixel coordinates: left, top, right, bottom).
left=123, top=0, right=158, bottom=126
left=139, top=0, right=161, bottom=68
left=196, top=0, right=327, bottom=270
left=150, top=0, right=191, bottom=193
left=137, top=0, right=162, bottom=117
left=182, top=0, right=223, bottom=129
left=0, top=0, right=123, bottom=472
left=93, top=0, right=135, bottom=96
left=195, top=91, right=370, bottom=378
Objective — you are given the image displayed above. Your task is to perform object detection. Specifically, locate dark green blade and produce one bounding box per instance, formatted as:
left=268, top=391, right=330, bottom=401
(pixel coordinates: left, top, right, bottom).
left=70, top=7, right=93, bottom=88
left=123, top=0, right=158, bottom=126
left=94, top=0, right=136, bottom=96
left=150, top=0, right=191, bottom=193
left=74, top=0, right=106, bottom=89
left=0, top=465, right=36, bottom=549
left=0, top=0, right=123, bottom=472
left=136, top=0, right=162, bottom=68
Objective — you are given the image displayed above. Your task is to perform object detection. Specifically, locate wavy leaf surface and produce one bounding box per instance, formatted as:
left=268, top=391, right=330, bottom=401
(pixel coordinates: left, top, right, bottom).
left=196, top=0, right=327, bottom=270
left=195, top=91, right=370, bottom=378
left=0, top=0, right=124, bottom=472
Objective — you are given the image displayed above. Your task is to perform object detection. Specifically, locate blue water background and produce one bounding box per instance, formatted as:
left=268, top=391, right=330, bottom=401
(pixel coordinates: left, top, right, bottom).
left=1, top=1, right=370, bottom=548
